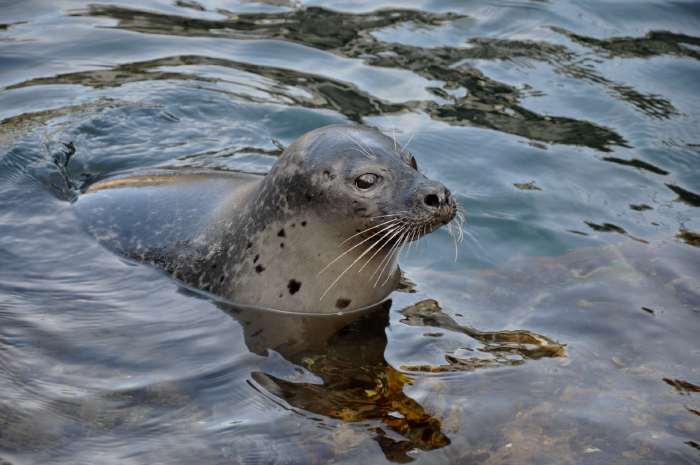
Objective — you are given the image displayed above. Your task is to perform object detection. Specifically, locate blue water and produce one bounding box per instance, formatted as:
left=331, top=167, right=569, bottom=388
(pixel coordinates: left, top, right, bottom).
left=1, top=1, right=699, bottom=464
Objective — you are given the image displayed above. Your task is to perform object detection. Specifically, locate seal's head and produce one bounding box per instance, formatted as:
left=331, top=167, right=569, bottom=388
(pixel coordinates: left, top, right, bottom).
left=271, top=124, right=459, bottom=242
left=223, top=124, right=463, bottom=313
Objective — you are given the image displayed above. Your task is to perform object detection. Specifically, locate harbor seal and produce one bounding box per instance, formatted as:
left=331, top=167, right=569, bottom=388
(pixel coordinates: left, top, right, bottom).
left=75, top=124, right=461, bottom=314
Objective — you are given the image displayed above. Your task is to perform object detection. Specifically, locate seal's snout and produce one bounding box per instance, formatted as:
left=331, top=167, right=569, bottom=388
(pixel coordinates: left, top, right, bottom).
left=422, top=185, right=456, bottom=224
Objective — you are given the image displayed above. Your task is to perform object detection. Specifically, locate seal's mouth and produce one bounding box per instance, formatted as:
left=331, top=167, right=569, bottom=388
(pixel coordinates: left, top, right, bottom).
left=361, top=200, right=464, bottom=247
left=399, top=203, right=460, bottom=242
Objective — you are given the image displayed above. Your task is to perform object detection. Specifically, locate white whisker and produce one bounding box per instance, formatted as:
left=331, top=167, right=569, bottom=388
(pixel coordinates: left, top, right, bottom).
left=346, top=132, right=373, bottom=159
left=370, top=226, right=407, bottom=283
left=339, top=217, right=400, bottom=246
left=448, top=222, right=459, bottom=261
left=404, top=224, right=419, bottom=258
left=320, top=222, right=400, bottom=274
left=357, top=224, right=406, bottom=273
left=347, top=147, right=373, bottom=158
left=373, top=227, right=410, bottom=287
left=400, top=131, right=417, bottom=154
left=319, top=225, right=398, bottom=300
left=369, top=211, right=409, bottom=220
left=380, top=228, right=412, bottom=287
left=463, top=228, right=487, bottom=257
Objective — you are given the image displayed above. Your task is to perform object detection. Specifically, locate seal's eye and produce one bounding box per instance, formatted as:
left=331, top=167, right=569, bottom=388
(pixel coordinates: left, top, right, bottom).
left=355, top=173, right=380, bottom=190
left=410, top=156, right=418, bottom=170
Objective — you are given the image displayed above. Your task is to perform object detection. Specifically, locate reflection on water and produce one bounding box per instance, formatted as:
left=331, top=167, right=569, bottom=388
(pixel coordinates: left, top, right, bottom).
left=399, top=299, right=566, bottom=372
left=231, top=298, right=564, bottom=460
left=238, top=302, right=453, bottom=461
left=12, top=4, right=634, bottom=150
left=1, top=0, right=700, bottom=464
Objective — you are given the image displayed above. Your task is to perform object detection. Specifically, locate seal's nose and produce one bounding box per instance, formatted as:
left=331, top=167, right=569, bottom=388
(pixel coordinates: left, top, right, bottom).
left=422, top=185, right=456, bottom=224
left=423, top=187, right=451, bottom=209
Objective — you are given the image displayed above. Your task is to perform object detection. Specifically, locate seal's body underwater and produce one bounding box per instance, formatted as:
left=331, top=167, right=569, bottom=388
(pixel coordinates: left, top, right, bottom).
left=76, top=125, right=458, bottom=314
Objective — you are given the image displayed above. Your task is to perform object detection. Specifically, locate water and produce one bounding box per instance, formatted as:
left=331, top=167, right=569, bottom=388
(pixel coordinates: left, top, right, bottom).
left=1, top=1, right=699, bottom=463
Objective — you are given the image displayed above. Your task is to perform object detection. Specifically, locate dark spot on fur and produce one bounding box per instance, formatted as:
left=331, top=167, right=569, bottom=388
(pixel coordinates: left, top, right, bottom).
left=291, top=223, right=296, bottom=228
left=287, top=279, right=301, bottom=295
left=255, top=264, right=265, bottom=273
left=336, top=298, right=351, bottom=309
left=279, top=293, right=283, bottom=298
left=280, top=242, right=284, bottom=248
left=211, top=263, right=217, bottom=269
left=253, top=254, right=259, bottom=263
left=278, top=228, right=286, bottom=237
left=301, top=221, right=307, bottom=227
left=219, top=275, right=225, bottom=283
left=246, top=242, right=252, bottom=249
left=354, top=207, right=368, bottom=214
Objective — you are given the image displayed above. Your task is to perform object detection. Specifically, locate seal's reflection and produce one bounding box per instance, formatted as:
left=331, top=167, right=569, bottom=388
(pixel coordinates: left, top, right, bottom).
left=219, top=300, right=450, bottom=462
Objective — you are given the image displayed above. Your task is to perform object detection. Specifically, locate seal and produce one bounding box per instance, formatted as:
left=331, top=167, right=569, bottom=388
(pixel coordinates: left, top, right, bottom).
left=75, top=124, right=461, bottom=314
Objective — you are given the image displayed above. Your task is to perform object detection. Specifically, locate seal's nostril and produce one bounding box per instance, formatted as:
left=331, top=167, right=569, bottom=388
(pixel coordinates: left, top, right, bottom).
left=424, top=193, right=440, bottom=208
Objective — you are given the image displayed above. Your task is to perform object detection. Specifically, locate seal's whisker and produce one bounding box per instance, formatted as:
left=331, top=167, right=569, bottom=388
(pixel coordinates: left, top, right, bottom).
left=452, top=208, right=466, bottom=245
left=373, top=226, right=410, bottom=287
left=447, top=221, right=460, bottom=261
left=391, top=126, right=398, bottom=153
left=319, top=225, right=398, bottom=300
left=337, top=211, right=410, bottom=247
left=357, top=225, right=406, bottom=273
left=345, top=132, right=374, bottom=159
left=372, top=238, right=402, bottom=288
left=320, top=222, right=401, bottom=274
left=380, top=227, right=412, bottom=287
left=404, top=224, right=419, bottom=258
left=370, top=225, right=407, bottom=283
left=398, top=226, right=413, bottom=259
left=339, top=217, right=401, bottom=246
left=369, top=211, right=409, bottom=220
left=463, top=228, right=488, bottom=257
left=412, top=224, right=423, bottom=253
left=400, top=131, right=418, bottom=154
left=347, top=147, right=374, bottom=158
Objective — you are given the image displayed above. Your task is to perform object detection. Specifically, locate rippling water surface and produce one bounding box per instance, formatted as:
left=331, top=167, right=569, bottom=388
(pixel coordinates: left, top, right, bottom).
left=1, top=1, right=700, bottom=464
